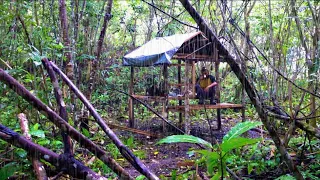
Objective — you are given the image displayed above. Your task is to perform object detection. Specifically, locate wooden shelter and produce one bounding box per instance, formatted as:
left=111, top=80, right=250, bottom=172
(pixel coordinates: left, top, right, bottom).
left=123, top=31, right=244, bottom=133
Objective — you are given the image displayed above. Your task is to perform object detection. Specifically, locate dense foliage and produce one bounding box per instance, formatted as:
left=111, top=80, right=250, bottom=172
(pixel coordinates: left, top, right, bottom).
left=0, top=0, right=319, bottom=179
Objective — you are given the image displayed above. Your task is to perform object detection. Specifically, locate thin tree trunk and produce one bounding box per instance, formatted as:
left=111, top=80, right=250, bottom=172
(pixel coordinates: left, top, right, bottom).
left=42, top=59, right=73, bottom=155
left=291, top=0, right=316, bottom=127
left=18, top=113, right=48, bottom=180
left=178, top=1, right=303, bottom=179
left=268, top=0, right=278, bottom=100
left=59, top=0, right=77, bottom=125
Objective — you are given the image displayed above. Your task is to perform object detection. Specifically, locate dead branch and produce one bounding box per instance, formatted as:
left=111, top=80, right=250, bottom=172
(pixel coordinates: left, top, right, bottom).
left=47, top=61, right=159, bottom=180
left=0, top=68, right=133, bottom=179
left=0, top=124, right=105, bottom=180
left=18, top=113, right=48, bottom=180
left=295, top=121, right=320, bottom=139
left=42, top=59, right=73, bottom=155
left=178, top=0, right=303, bottom=179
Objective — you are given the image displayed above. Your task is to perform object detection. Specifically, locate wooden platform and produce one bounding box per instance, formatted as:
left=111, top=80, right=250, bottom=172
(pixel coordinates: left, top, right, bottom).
left=167, top=103, right=243, bottom=112
left=132, top=94, right=196, bottom=101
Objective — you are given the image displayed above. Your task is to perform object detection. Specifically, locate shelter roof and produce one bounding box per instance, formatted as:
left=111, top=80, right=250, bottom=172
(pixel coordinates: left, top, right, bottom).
left=123, top=31, right=216, bottom=67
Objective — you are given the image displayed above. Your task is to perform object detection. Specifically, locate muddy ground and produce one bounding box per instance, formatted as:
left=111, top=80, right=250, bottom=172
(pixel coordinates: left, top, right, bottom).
left=110, top=114, right=263, bottom=179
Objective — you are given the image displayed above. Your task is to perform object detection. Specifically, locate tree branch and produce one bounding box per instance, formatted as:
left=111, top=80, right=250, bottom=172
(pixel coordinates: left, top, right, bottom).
left=0, top=124, right=105, bottom=180
left=0, top=68, right=133, bottom=179
left=47, top=61, right=159, bottom=180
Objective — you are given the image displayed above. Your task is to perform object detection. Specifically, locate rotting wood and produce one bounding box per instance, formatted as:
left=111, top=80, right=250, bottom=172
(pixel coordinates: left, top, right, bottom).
left=0, top=68, right=133, bottom=179
left=18, top=113, right=48, bottom=180
left=0, top=124, right=106, bottom=180
left=178, top=0, right=303, bottom=179
left=48, top=62, right=159, bottom=180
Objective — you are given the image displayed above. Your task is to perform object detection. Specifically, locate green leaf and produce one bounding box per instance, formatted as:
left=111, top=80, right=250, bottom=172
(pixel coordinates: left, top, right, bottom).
left=275, top=174, right=295, bottom=180
left=30, top=130, right=45, bottom=138
left=15, top=148, right=27, bottom=158
left=52, top=140, right=63, bottom=148
left=0, top=162, right=17, bottom=180
left=82, top=128, right=90, bottom=137
left=248, top=162, right=259, bottom=174
left=221, top=137, right=262, bottom=153
left=32, top=123, right=40, bottom=130
left=157, top=135, right=212, bottom=149
left=223, top=121, right=263, bottom=142
left=38, top=139, right=50, bottom=146
left=136, top=175, right=146, bottom=180
left=206, top=151, right=220, bottom=174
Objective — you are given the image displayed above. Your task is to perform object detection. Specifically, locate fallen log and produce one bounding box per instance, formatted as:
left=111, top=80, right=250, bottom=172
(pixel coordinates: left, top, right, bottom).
left=48, top=60, right=160, bottom=180
left=0, top=68, right=133, bottom=179
left=0, top=124, right=106, bottom=180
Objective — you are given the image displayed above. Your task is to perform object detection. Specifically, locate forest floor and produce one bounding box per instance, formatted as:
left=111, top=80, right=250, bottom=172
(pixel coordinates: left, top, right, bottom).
left=110, top=113, right=262, bottom=179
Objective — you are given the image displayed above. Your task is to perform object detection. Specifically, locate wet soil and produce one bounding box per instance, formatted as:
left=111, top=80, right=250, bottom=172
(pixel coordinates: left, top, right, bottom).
left=112, top=115, right=262, bottom=179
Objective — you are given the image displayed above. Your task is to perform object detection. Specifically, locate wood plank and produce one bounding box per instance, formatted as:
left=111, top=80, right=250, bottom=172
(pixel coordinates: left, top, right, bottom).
left=168, top=63, right=185, bottom=67
left=132, top=94, right=167, bottom=101
left=132, top=94, right=197, bottom=101
left=167, top=103, right=243, bottom=112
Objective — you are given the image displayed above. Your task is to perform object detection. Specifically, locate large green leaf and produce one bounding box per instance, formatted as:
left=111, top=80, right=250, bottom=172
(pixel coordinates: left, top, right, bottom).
left=0, top=162, right=17, bottom=180
left=30, top=129, right=45, bottom=138
left=221, top=137, right=262, bottom=153
left=206, top=151, right=220, bottom=175
left=223, top=121, right=263, bottom=142
left=156, top=135, right=212, bottom=149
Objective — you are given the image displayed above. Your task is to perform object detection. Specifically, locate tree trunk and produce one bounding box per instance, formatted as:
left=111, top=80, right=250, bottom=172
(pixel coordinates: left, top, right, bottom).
left=290, top=0, right=316, bottom=127
left=178, top=1, right=303, bottom=179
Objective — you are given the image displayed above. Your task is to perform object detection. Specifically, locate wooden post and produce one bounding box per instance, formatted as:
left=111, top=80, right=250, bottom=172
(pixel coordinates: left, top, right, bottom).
left=129, top=67, right=134, bottom=128
left=178, top=60, right=183, bottom=126
left=192, top=61, right=196, bottom=97
left=184, top=60, right=190, bottom=134
left=163, top=64, right=168, bottom=94
left=214, top=43, right=221, bottom=130
left=162, top=64, right=168, bottom=131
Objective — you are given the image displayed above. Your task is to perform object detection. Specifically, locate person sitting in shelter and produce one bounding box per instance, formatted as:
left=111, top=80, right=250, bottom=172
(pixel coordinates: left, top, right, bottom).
left=195, top=67, right=218, bottom=105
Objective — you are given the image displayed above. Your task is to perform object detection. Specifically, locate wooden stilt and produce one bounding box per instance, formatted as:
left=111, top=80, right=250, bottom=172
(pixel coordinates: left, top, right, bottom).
left=129, top=67, right=134, bottom=128
left=178, top=60, right=182, bottom=126
left=192, top=61, right=196, bottom=97
left=162, top=65, right=168, bottom=132
left=185, top=61, right=190, bottom=134
left=214, top=43, right=221, bottom=130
